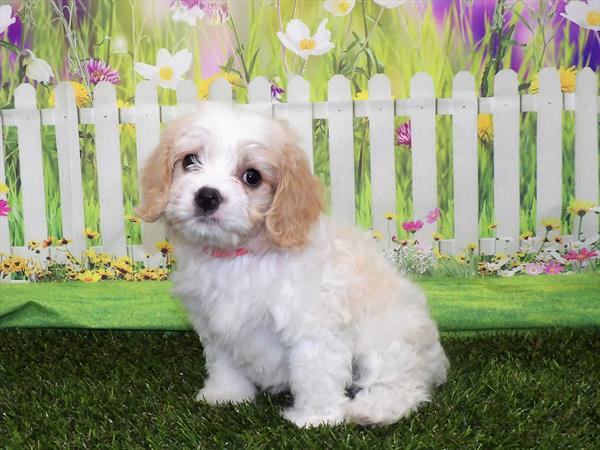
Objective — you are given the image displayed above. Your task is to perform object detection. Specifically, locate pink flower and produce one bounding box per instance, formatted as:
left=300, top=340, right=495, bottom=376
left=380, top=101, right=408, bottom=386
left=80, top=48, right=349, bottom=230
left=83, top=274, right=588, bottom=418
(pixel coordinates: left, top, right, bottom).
left=524, top=263, right=544, bottom=275
left=543, top=260, right=565, bottom=275
left=201, top=0, right=230, bottom=24
left=86, top=58, right=120, bottom=85
left=565, top=247, right=598, bottom=263
left=395, top=121, right=411, bottom=148
left=402, top=220, right=424, bottom=233
left=0, top=199, right=10, bottom=216
left=425, top=207, right=440, bottom=224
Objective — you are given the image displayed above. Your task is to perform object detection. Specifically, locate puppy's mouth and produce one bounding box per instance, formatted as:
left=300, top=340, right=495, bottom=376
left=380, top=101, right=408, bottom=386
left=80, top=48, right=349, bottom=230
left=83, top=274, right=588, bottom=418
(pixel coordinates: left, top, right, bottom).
left=195, top=215, right=221, bottom=225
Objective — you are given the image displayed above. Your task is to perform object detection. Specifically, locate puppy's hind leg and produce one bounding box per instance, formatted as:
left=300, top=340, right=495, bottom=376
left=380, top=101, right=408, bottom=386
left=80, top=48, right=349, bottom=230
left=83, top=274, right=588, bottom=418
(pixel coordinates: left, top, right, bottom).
left=345, top=341, right=436, bottom=426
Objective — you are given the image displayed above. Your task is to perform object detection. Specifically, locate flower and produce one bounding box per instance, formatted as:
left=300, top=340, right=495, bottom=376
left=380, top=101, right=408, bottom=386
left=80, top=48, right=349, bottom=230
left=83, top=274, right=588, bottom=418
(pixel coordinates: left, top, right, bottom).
left=277, top=19, right=335, bottom=60
left=560, top=0, right=600, bottom=31
left=86, top=58, right=120, bottom=85
left=402, top=220, right=424, bottom=233
left=353, top=90, right=368, bottom=101
left=384, top=212, right=398, bottom=220
left=42, top=237, right=55, bottom=248
left=565, top=247, right=598, bottom=263
left=77, top=270, right=101, bottom=283
left=125, top=214, right=140, bottom=224
left=432, top=232, right=444, bottom=241
left=543, top=260, right=564, bottom=275
left=170, top=0, right=205, bottom=26
left=395, top=121, right=411, bottom=149
left=0, top=183, right=8, bottom=193
left=488, top=223, right=498, bottom=230
left=156, top=240, right=174, bottom=255
left=49, top=81, right=90, bottom=108
left=425, top=207, right=440, bottom=224
left=520, top=231, right=533, bottom=240
left=23, top=50, right=54, bottom=84
left=568, top=200, right=595, bottom=217
left=541, top=218, right=561, bottom=232
left=270, top=79, right=285, bottom=101
left=27, top=240, right=40, bottom=250
left=202, top=0, right=230, bottom=25
left=372, top=230, right=384, bottom=240
left=524, top=263, right=544, bottom=275
left=373, top=0, right=407, bottom=8
left=0, top=199, right=10, bottom=217
left=58, top=238, right=71, bottom=246
left=84, top=228, right=100, bottom=240
left=134, top=48, right=192, bottom=90
left=477, top=114, right=493, bottom=143
left=324, top=0, right=355, bottom=16
left=0, top=4, right=16, bottom=34
left=467, top=242, right=478, bottom=252
left=117, top=99, right=135, bottom=134
left=197, top=71, right=243, bottom=99
left=529, top=66, right=577, bottom=94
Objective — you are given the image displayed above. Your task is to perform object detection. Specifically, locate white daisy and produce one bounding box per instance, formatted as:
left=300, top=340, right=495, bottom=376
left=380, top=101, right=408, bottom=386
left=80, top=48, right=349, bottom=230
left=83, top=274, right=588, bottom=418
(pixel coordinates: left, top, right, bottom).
left=0, top=4, right=16, bottom=34
left=277, top=19, right=335, bottom=60
left=561, top=0, right=600, bottom=31
left=373, top=0, right=408, bottom=9
left=323, top=0, right=355, bottom=16
left=23, top=50, right=54, bottom=84
left=134, top=48, right=192, bottom=90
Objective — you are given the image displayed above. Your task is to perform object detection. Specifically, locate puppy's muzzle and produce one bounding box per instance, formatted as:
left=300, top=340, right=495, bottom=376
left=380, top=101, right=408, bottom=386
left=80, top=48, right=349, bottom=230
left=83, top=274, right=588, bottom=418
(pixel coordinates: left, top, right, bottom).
left=195, top=187, right=222, bottom=214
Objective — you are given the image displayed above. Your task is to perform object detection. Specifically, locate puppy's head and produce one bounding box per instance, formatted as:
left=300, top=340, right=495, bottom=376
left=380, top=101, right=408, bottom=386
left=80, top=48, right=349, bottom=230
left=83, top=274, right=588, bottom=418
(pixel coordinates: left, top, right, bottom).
left=137, top=103, right=323, bottom=250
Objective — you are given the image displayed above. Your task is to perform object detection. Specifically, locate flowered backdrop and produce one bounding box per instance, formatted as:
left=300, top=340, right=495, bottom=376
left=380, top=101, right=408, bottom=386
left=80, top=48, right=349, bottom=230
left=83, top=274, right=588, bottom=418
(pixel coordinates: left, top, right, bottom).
left=0, top=0, right=599, bottom=281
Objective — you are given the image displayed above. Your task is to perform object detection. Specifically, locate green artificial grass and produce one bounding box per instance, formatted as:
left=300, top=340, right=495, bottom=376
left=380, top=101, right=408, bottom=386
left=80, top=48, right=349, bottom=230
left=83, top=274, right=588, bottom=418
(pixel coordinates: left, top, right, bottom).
left=1, top=274, right=599, bottom=331
left=1, top=328, right=599, bottom=449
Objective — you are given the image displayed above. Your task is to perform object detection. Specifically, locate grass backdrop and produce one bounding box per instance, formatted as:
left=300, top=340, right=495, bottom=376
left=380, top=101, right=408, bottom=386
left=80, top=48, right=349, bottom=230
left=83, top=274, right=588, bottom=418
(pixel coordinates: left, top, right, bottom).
left=1, top=0, right=599, bottom=249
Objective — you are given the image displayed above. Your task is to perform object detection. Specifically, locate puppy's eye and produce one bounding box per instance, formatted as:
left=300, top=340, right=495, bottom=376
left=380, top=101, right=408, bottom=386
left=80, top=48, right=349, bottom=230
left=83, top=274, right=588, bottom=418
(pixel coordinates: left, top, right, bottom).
left=183, top=154, right=202, bottom=170
left=242, top=169, right=262, bottom=187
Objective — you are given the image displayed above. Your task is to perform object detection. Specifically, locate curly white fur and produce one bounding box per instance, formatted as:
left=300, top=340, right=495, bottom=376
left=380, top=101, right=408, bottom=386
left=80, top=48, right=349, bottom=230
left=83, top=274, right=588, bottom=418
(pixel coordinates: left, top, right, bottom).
left=138, top=103, right=448, bottom=427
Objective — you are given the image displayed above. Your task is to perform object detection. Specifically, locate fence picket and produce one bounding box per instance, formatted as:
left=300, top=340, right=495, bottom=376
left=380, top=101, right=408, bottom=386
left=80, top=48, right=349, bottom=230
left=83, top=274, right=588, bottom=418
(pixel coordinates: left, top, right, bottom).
left=14, top=84, right=48, bottom=248
left=574, top=68, right=599, bottom=239
left=135, top=81, right=166, bottom=252
left=277, top=76, right=314, bottom=170
left=410, top=73, right=437, bottom=245
left=208, top=77, right=233, bottom=103
left=493, top=70, right=520, bottom=253
left=176, top=80, right=199, bottom=118
left=54, top=82, right=86, bottom=256
left=327, top=75, right=355, bottom=224
left=536, top=68, right=563, bottom=237
left=247, top=77, right=273, bottom=116
left=368, top=74, right=396, bottom=237
left=452, top=72, right=479, bottom=254
left=93, top=82, right=127, bottom=256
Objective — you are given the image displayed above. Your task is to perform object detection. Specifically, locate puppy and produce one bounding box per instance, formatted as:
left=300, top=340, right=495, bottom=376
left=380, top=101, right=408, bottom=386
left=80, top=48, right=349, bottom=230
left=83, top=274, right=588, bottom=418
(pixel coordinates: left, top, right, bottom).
left=138, top=103, right=448, bottom=427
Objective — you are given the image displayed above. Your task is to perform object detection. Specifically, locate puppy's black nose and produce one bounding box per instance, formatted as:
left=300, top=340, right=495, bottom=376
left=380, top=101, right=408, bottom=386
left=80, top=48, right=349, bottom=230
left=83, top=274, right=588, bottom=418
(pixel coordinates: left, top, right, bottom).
left=195, top=187, right=222, bottom=213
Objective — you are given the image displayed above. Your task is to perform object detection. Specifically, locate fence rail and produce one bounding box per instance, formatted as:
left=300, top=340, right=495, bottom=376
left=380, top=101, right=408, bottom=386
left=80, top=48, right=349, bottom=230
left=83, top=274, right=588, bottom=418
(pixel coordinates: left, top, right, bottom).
left=0, top=68, right=598, bottom=265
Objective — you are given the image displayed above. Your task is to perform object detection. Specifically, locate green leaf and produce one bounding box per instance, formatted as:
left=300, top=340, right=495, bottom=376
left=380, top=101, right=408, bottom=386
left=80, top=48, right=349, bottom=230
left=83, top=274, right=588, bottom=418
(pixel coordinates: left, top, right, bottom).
left=0, top=40, right=21, bottom=54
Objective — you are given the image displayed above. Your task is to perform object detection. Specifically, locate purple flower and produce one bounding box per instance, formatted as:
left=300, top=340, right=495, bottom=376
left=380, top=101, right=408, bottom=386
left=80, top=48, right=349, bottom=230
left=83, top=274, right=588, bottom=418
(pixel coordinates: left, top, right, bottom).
left=86, top=58, right=120, bottom=85
left=0, top=199, right=10, bottom=217
left=425, top=207, right=440, bottom=224
left=543, top=260, right=565, bottom=275
left=270, top=81, right=285, bottom=101
left=524, top=263, right=544, bottom=276
left=395, top=121, right=411, bottom=149
left=402, top=220, right=423, bottom=233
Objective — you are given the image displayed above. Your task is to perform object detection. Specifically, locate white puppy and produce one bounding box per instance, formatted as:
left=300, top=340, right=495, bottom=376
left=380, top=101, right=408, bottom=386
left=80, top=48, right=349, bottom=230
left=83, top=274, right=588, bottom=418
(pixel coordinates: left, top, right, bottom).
left=138, top=103, right=448, bottom=427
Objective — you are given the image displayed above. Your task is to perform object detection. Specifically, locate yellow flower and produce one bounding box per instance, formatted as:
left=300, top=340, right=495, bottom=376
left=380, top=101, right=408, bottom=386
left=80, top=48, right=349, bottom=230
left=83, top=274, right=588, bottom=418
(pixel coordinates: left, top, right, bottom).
left=455, top=254, right=466, bottom=264
left=125, top=214, right=140, bottom=224
left=541, top=218, right=561, bottom=232
left=156, top=240, right=174, bottom=255
left=77, top=270, right=101, bottom=283
left=529, top=66, right=577, bottom=94
left=488, top=223, right=497, bottom=230
left=371, top=230, right=384, bottom=241
left=117, top=99, right=136, bottom=134
left=58, top=237, right=71, bottom=246
left=432, top=232, right=444, bottom=241
left=49, top=81, right=90, bottom=107
left=96, top=253, right=112, bottom=265
left=42, top=237, right=56, bottom=248
left=197, top=71, right=243, bottom=99
left=0, top=183, right=8, bottom=193
left=384, top=212, right=398, bottom=221
left=111, top=257, right=133, bottom=275
left=568, top=200, right=594, bottom=217
left=353, top=90, right=368, bottom=101
left=2, top=256, right=28, bottom=273
left=84, top=248, right=97, bottom=259
left=477, top=114, right=493, bottom=143
left=27, top=240, right=40, bottom=250
left=520, top=231, right=533, bottom=240
left=84, top=228, right=100, bottom=240
left=138, top=268, right=158, bottom=281
left=467, top=242, right=478, bottom=251
left=97, top=269, right=115, bottom=280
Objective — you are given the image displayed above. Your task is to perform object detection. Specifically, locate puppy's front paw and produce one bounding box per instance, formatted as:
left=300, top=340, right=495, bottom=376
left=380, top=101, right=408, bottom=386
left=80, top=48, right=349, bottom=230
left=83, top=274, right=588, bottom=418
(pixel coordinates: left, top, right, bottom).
left=282, top=407, right=345, bottom=428
left=195, top=385, right=255, bottom=405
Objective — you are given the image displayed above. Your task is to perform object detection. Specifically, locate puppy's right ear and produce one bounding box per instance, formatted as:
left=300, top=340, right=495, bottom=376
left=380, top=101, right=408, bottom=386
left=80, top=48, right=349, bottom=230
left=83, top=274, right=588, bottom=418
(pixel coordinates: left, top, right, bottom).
left=136, top=130, right=174, bottom=223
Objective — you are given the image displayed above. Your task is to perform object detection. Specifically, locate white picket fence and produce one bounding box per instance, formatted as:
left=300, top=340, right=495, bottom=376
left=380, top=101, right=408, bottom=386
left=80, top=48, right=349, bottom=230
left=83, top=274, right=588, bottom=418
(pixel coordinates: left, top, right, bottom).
left=0, top=68, right=598, bottom=265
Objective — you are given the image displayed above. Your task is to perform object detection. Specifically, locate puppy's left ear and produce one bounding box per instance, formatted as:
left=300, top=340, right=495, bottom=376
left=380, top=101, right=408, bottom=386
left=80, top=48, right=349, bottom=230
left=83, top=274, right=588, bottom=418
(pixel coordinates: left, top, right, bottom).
left=266, top=143, right=324, bottom=249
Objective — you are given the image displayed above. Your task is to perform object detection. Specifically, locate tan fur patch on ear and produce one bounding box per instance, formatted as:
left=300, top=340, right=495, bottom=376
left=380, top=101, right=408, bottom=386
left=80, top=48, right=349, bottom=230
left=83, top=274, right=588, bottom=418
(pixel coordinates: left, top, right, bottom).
left=266, top=143, right=324, bottom=248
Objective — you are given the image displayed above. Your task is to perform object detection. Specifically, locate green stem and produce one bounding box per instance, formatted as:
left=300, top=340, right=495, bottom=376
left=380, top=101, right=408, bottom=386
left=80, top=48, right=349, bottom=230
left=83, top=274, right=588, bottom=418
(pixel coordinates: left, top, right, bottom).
left=577, top=215, right=583, bottom=241
left=348, top=5, right=385, bottom=73
left=229, top=14, right=250, bottom=82
left=105, top=0, right=115, bottom=62
left=536, top=229, right=549, bottom=255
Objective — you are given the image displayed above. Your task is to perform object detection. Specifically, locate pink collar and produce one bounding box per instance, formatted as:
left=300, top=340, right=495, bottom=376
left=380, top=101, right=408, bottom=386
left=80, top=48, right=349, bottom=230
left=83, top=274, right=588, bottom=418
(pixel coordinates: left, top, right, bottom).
left=208, top=247, right=249, bottom=258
